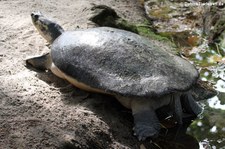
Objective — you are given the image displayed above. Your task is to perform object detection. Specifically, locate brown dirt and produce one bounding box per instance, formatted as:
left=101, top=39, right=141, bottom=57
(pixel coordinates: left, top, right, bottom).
left=0, top=0, right=153, bottom=149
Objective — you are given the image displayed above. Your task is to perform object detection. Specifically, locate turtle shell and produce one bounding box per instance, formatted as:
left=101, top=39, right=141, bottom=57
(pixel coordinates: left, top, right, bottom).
left=51, top=27, right=199, bottom=97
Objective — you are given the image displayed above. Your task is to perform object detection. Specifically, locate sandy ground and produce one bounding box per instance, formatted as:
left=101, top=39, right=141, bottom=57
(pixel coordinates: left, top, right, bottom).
left=0, top=0, right=154, bottom=148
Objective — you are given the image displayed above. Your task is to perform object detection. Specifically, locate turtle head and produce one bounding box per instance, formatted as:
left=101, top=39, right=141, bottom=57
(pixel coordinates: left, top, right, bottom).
left=31, top=11, right=64, bottom=43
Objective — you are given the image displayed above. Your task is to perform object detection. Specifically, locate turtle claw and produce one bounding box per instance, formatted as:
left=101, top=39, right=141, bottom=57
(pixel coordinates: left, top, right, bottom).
left=133, top=124, right=159, bottom=141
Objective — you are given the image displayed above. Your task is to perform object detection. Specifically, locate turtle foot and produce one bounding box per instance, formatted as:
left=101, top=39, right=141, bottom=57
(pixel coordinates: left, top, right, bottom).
left=182, top=92, right=203, bottom=116
left=133, top=110, right=160, bottom=141
left=25, top=53, right=50, bottom=71
left=133, top=123, right=159, bottom=141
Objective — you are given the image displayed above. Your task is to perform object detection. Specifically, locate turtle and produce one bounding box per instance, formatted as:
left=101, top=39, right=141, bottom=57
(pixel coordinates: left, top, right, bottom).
left=26, top=11, right=203, bottom=140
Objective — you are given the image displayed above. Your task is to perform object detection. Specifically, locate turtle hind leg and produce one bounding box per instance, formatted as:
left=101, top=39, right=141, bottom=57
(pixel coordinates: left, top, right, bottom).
left=26, top=53, right=51, bottom=71
left=181, top=92, right=203, bottom=116
left=173, top=93, right=183, bottom=124
left=131, top=99, right=160, bottom=140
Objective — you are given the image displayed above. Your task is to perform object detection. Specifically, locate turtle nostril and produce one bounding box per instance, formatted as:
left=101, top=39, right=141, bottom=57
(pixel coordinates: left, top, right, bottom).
left=31, top=12, right=42, bottom=20
left=31, top=13, right=39, bottom=21
left=34, top=14, right=39, bottom=20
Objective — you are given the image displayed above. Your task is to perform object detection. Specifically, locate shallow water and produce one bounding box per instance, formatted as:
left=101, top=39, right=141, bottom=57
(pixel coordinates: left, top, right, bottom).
left=188, top=45, right=225, bottom=148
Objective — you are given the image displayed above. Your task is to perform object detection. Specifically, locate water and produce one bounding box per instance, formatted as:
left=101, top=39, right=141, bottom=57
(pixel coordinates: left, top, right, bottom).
left=188, top=44, right=225, bottom=148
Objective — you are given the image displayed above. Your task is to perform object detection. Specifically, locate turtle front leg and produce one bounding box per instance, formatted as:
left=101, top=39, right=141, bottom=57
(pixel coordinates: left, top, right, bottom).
left=25, top=53, right=51, bottom=70
left=131, top=99, right=160, bottom=140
